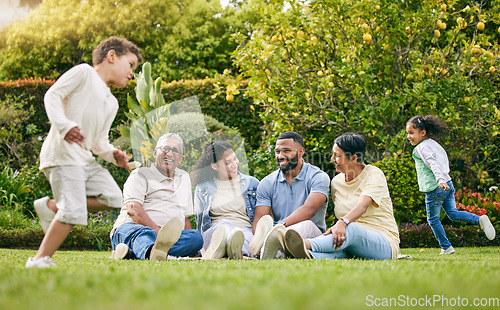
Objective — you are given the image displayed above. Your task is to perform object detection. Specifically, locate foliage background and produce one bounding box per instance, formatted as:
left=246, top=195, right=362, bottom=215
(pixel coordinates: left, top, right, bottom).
left=230, top=0, right=500, bottom=191
left=0, top=0, right=245, bottom=82
left=0, top=0, right=499, bottom=246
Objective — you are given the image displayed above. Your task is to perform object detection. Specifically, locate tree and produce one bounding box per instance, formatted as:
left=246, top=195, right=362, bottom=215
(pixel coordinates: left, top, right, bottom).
left=0, top=0, right=244, bottom=82
left=228, top=0, right=500, bottom=188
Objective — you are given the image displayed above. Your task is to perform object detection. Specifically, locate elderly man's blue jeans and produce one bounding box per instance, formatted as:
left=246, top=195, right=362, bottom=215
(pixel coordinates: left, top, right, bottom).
left=307, top=222, right=392, bottom=260
left=425, top=181, right=479, bottom=249
left=111, top=223, right=203, bottom=260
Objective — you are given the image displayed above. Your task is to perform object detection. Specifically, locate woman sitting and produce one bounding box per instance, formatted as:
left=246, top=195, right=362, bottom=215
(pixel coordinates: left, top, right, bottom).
left=285, top=133, right=400, bottom=260
left=192, top=141, right=259, bottom=259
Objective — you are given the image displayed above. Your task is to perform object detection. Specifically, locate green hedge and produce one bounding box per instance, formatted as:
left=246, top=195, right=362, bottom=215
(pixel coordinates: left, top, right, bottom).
left=399, top=224, right=500, bottom=248
left=1, top=224, right=497, bottom=251
left=161, top=78, right=263, bottom=150
left=372, top=154, right=427, bottom=225
left=0, top=226, right=111, bottom=251
left=0, top=77, right=263, bottom=159
left=0, top=78, right=54, bottom=134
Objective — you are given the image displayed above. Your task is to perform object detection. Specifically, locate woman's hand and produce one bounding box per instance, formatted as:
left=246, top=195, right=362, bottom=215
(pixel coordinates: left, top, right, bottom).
left=324, top=221, right=347, bottom=249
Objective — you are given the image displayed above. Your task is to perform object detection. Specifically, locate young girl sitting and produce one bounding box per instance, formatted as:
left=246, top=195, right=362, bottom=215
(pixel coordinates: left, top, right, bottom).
left=406, top=115, right=496, bottom=254
left=192, top=141, right=259, bottom=259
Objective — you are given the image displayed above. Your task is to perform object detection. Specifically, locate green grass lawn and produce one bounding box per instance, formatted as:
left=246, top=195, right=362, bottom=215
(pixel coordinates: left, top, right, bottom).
left=1, top=247, right=499, bottom=310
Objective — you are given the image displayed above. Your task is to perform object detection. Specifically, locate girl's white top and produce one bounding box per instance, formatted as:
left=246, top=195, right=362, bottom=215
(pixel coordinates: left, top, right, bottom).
left=413, top=138, right=451, bottom=185
left=39, top=64, right=118, bottom=170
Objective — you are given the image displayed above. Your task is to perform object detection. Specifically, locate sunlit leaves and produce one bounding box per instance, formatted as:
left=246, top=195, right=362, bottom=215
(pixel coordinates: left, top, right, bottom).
left=0, top=0, right=243, bottom=81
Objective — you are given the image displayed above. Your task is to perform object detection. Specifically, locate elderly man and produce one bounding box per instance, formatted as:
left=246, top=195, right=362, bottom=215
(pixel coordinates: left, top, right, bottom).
left=110, top=133, right=203, bottom=260
left=249, top=131, right=330, bottom=259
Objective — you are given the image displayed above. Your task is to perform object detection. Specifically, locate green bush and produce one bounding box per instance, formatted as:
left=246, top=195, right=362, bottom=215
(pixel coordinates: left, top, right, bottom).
left=1, top=222, right=497, bottom=250
left=0, top=225, right=112, bottom=250
left=0, top=208, right=31, bottom=229
left=248, top=142, right=277, bottom=181
left=0, top=94, right=44, bottom=168
left=0, top=78, right=53, bottom=133
left=0, top=166, right=28, bottom=210
left=0, top=77, right=263, bottom=160
left=162, top=78, right=263, bottom=150
left=372, top=154, right=426, bottom=225
left=229, top=0, right=500, bottom=191
left=12, top=165, right=51, bottom=217
left=399, top=223, right=500, bottom=248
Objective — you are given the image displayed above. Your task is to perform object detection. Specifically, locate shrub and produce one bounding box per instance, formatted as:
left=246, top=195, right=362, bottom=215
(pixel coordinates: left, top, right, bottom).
left=0, top=76, right=263, bottom=162
left=229, top=0, right=500, bottom=191
left=166, top=112, right=243, bottom=172
left=0, top=166, right=28, bottom=210
left=0, top=94, right=44, bottom=168
left=162, top=78, right=263, bottom=150
left=11, top=165, right=51, bottom=217
left=399, top=223, right=500, bottom=248
left=0, top=78, right=54, bottom=134
left=372, top=154, right=426, bottom=225
left=0, top=225, right=112, bottom=250
left=87, top=210, right=119, bottom=231
left=454, top=187, right=500, bottom=226
left=0, top=208, right=31, bottom=229
left=248, top=142, right=277, bottom=181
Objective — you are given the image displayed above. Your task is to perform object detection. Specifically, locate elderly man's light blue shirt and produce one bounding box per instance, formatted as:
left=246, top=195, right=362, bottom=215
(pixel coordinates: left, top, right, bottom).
left=256, top=162, right=330, bottom=232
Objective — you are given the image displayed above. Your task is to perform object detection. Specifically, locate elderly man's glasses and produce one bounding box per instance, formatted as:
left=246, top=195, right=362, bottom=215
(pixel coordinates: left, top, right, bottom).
left=156, top=146, right=181, bottom=156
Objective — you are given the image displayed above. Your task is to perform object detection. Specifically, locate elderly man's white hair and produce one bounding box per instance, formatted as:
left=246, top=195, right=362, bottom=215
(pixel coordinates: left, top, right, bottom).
left=156, top=133, right=184, bottom=154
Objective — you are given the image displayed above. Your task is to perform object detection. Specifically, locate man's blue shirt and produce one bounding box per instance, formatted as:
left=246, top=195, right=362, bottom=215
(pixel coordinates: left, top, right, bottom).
left=256, top=162, right=330, bottom=232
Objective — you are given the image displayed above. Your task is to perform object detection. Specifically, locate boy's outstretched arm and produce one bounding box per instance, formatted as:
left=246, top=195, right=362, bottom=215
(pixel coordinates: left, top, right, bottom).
left=113, top=150, right=131, bottom=170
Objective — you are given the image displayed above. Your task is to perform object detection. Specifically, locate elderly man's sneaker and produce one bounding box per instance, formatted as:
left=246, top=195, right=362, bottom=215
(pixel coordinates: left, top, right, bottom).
left=150, top=217, right=183, bottom=261
left=284, top=229, right=311, bottom=259
left=203, top=225, right=228, bottom=259
left=249, top=215, right=273, bottom=256
left=226, top=227, right=244, bottom=260
left=439, top=246, right=455, bottom=255
left=26, top=256, right=57, bottom=268
left=111, top=243, right=130, bottom=260
left=479, top=215, right=496, bottom=240
left=260, top=224, right=286, bottom=259
left=34, top=197, right=55, bottom=233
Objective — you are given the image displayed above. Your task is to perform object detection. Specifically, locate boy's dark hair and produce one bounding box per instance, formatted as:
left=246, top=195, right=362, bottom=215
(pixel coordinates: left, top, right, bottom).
left=334, top=133, right=366, bottom=163
left=407, top=115, right=448, bottom=138
left=277, top=131, right=305, bottom=148
left=92, top=36, right=143, bottom=66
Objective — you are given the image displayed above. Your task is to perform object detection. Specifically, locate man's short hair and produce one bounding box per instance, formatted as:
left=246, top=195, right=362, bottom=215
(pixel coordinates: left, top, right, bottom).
left=277, top=131, right=305, bottom=148
left=156, top=133, right=184, bottom=154
left=92, top=36, right=143, bottom=66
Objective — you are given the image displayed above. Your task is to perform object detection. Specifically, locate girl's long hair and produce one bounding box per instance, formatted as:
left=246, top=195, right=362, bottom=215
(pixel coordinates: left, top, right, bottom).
left=191, top=141, right=234, bottom=186
left=407, top=115, right=448, bottom=138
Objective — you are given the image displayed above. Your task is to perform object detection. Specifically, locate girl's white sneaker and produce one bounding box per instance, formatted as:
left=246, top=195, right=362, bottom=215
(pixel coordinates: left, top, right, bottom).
left=26, top=256, right=57, bottom=268
left=479, top=215, right=496, bottom=240
left=226, top=228, right=244, bottom=260
left=439, top=246, right=455, bottom=255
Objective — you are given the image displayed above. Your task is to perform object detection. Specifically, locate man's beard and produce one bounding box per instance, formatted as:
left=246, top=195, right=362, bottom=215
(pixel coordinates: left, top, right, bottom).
left=278, top=152, right=299, bottom=172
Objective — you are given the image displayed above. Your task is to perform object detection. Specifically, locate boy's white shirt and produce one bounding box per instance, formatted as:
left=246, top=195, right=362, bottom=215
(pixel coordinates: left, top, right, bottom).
left=40, top=64, right=118, bottom=170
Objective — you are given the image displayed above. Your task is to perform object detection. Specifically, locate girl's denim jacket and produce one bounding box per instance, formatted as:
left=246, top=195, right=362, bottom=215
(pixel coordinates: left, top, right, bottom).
left=194, top=172, right=259, bottom=233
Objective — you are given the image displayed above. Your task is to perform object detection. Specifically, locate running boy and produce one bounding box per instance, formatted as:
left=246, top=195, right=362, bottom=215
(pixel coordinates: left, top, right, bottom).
left=406, top=115, right=496, bottom=255
left=27, top=37, right=143, bottom=268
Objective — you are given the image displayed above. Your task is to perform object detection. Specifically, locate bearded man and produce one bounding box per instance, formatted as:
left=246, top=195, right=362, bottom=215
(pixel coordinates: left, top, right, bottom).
left=249, top=131, right=330, bottom=259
